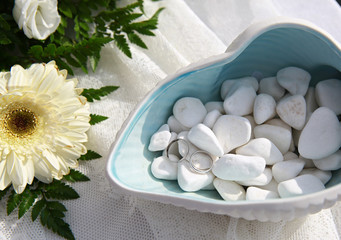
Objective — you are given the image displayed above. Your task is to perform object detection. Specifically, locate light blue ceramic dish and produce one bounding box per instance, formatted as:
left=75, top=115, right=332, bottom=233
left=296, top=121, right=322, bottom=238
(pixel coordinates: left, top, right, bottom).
left=106, top=17, right=341, bottom=222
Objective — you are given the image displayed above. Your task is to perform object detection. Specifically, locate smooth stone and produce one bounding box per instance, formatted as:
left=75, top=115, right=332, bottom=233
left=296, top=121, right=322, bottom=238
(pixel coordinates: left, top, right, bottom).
left=276, top=66, right=311, bottom=96
left=244, top=115, right=256, bottom=139
left=188, top=123, right=224, bottom=157
left=213, top=178, right=246, bottom=201
left=220, top=77, right=259, bottom=99
left=278, top=174, right=325, bottom=198
left=202, top=182, right=216, bottom=190
left=203, top=110, right=222, bottom=129
left=315, top=79, right=341, bottom=115
left=292, top=128, right=301, bottom=147
left=177, top=131, right=199, bottom=158
left=259, top=179, right=279, bottom=193
left=266, top=118, right=292, bottom=134
left=312, top=150, right=341, bottom=171
left=177, top=161, right=215, bottom=192
left=299, top=168, right=332, bottom=184
left=223, top=82, right=257, bottom=116
left=276, top=95, right=306, bottom=130
left=259, top=77, right=285, bottom=101
left=237, top=168, right=272, bottom=186
left=246, top=187, right=279, bottom=200
left=236, top=138, right=283, bottom=165
left=305, top=87, right=318, bottom=120
left=212, top=154, right=266, bottom=181
left=254, top=124, right=292, bottom=154
left=213, top=115, right=251, bottom=153
left=272, top=159, right=305, bottom=182
left=205, top=101, right=225, bottom=114
left=283, top=152, right=298, bottom=160
left=253, top=94, right=276, bottom=124
left=173, top=97, right=207, bottom=128
left=167, top=115, right=189, bottom=133
left=298, top=107, right=341, bottom=159
left=298, top=156, right=315, bottom=168
left=148, top=124, right=172, bottom=151
left=151, top=156, right=178, bottom=180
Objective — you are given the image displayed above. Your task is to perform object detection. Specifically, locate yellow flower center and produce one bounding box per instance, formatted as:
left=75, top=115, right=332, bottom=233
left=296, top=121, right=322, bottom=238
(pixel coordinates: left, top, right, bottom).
left=5, top=107, right=37, bottom=137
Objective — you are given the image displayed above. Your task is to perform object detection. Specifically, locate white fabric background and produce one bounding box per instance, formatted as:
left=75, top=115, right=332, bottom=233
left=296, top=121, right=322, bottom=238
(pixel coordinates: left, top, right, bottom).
left=1, top=0, right=341, bottom=239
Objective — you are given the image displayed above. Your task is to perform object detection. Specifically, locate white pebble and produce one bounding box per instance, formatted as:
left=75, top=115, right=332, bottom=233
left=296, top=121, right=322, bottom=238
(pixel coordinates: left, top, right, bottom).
left=205, top=101, right=225, bottom=114
left=203, top=110, right=222, bottom=129
left=253, top=94, right=276, bottom=124
left=283, top=152, right=298, bottom=160
left=223, top=82, right=257, bottom=116
left=212, top=154, right=265, bottom=181
left=220, top=77, right=258, bottom=99
left=151, top=156, right=178, bottom=180
left=177, top=161, right=215, bottom=192
left=278, top=174, right=325, bottom=198
left=298, top=107, right=341, bottom=159
left=244, top=115, right=256, bottom=139
left=272, top=159, right=305, bottom=182
left=299, top=168, right=332, bottom=184
left=213, top=178, right=246, bottom=201
left=259, top=77, right=285, bottom=101
left=213, top=115, right=251, bottom=153
left=276, top=95, right=306, bottom=130
left=276, top=66, right=311, bottom=96
left=246, top=187, right=279, bottom=200
left=173, top=97, right=207, bottom=128
left=188, top=124, right=224, bottom=157
left=305, top=87, right=318, bottom=120
left=254, top=124, right=292, bottom=154
left=259, top=179, right=279, bottom=193
left=298, top=156, right=315, bottom=168
left=315, top=79, right=341, bottom=115
left=236, top=138, right=283, bottom=165
left=167, top=115, right=189, bottom=133
left=177, top=131, right=199, bottom=158
left=312, top=150, right=341, bottom=171
left=148, top=124, right=172, bottom=151
left=237, top=168, right=272, bottom=186
left=266, top=118, right=292, bottom=133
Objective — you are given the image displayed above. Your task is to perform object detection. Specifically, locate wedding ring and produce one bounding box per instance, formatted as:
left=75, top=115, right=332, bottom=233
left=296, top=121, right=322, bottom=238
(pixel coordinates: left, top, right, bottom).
left=165, top=139, right=188, bottom=162
left=188, top=150, right=213, bottom=174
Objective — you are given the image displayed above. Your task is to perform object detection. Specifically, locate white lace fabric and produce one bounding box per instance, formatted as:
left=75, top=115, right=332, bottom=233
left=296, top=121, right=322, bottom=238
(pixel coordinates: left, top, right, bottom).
left=1, top=0, right=341, bottom=239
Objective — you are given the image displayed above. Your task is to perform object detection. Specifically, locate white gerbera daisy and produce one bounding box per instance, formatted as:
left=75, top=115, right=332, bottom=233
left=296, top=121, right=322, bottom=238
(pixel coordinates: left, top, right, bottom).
left=0, top=61, right=90, bottom=194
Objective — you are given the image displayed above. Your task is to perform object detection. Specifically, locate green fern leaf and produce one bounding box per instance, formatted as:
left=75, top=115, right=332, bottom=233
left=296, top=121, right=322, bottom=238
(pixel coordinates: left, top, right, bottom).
left=63, top=169, right=90, bottom=182
left=81, top=86, right=119, bottom=102
left=79, top=150, right=102, bottom=161
left=90, top=114, right=108, bottom=125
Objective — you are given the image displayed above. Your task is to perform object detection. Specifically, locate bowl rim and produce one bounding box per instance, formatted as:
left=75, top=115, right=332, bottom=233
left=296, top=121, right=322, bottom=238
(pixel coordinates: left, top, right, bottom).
left=105, top=17, right=341, bottom=215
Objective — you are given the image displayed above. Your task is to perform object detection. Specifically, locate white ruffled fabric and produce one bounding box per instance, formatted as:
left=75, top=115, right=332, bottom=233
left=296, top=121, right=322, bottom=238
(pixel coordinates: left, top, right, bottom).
left=1, top=0, right=341, bottom=239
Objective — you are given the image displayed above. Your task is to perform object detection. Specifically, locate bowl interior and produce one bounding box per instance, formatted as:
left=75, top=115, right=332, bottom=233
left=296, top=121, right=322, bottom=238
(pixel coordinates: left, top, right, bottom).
left=107, top=24, right=341, bottom=204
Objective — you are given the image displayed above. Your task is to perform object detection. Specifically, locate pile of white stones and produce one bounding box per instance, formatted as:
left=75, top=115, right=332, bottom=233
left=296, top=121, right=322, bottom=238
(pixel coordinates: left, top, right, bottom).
left=148, top=66, right=341, bottom=201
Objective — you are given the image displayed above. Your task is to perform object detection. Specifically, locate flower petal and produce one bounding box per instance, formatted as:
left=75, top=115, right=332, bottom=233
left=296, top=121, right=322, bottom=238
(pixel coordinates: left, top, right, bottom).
left=6, top=151, right=27, bottom=189
left=0, top=160, right=11, bottom=190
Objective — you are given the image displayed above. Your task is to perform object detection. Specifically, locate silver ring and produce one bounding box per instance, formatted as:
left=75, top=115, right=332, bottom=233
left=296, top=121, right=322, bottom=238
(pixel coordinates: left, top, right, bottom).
left=188, top=150, right=213, bottom=174
left=165, top=139, right=188, bottom=162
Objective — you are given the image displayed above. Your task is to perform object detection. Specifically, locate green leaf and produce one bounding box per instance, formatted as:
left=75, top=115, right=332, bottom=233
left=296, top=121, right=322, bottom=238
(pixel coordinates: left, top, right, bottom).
left=81, top=85, right=119, bottom=102
left=0, top=186, right=10, bottom=201
left=32, top=199, right=46, bottom=221
left=90, top=114, right=108, bottom=125
left=113, top=34, right=131, bottom=58
left=44, top=44, right=57, bottom=57
left=63, top=169, right=90, bottom=182
left=59, top=5, right=73, bottom=18
left=127, top=33, right=147, bottom=49
left=44, top=180, right=79, bottom=200
left=18, top=189, right=37, bottom=219
left=28, top=45, right=44, bottom=60
left=7, top=190, right=23, bottom=216
left=79, top=150, right=102, bottom=161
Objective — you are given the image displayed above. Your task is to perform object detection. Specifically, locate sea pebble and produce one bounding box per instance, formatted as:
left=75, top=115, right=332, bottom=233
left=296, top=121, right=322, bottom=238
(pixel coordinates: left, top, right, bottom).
left=203, top=110, right=222, bottom=129
left=305, top=87, right=318, bottom=120
left=188, top=123, right=224, bottom=157
left=244, top=115, right=256, bottom=139
left=253, top=94, right=276, bottom=124
left=276, top=95, right=306, bottom=130
left=236, top=138, right=283, bottom=165
left=212, top=154, right=265, bottom=181
left=246, top=187, right=279, bottom=200
left=259, top=77, right=285, bottom=101
left=276, top=66, right=311, bottom=96
left=298, top=156, right=315, bottom=168
left=204, top=101, right=225, bottom=114
left=312, top=150, right=341, bottom=171
left=298, top=107, right=341, bottom=159
left=299, top=168, right=332, bottom=184
left=254, top=124, right=292, bottom=154
left=278, top=174, right=325, bottom=198
left=177, top=161, right=215, bottom=192
left=167, top=115, right=189, bottom=133
left=213, top=178, right=246, bottom=201
left=315, top=79, right=341, bottom=115
left=220, top=77, right=258, bottom=99
left=272, top=159, right=305, bottom=182
left=151, top=156, right=178, bottom=180
left=223, top=82, right=257, bottom=116
left=213, top=115, right=251, bottom=153
left=177, top=131, right=199, bottom=158
left=283, top=152, right=298, bottom=160
left=266, top=118, right=292, bottom=133
left=173, top=97, right=207, bottom=128
left=148, top=124, right=172, bottom=151
left=237, top=168, right=272, bottom=186
left=259, top=179, right=279, bottom=193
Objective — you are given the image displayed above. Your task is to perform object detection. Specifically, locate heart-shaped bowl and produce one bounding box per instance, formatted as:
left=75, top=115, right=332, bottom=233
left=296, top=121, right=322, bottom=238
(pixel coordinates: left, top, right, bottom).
left=106, top=17, right=341, bottom=222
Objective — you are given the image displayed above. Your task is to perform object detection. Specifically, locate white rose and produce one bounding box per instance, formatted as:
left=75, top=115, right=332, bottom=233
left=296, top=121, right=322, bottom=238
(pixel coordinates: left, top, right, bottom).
left=13, top=0, right=61, bottom=40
